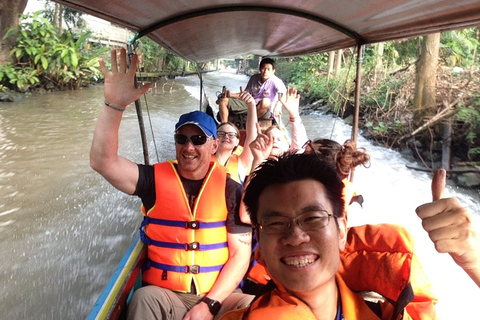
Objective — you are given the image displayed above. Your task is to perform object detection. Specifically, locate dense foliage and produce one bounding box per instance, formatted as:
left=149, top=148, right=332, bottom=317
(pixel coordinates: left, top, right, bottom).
left=275, top=29, right=480, bottom=162
left=1, top=11, right=108, bottom=91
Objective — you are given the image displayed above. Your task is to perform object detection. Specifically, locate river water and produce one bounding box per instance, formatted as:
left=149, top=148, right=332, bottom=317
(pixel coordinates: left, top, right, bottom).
left=0, top=70, right=478, bottom=320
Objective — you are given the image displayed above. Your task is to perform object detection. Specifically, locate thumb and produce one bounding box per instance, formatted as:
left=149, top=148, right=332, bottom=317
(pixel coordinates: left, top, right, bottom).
left=431, top=169, right=446, bottom=201
left=239, top=86, right=244, bottom=92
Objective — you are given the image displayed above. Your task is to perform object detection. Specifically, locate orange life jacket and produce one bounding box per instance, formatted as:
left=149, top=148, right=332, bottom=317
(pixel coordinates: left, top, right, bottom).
left=244, top=224, right=436, bottom=320
left=221, top=274, right=389, bottom=320
left=225, top=154, right=242, bottom=184
left=338, top=224, right=437, bottom=320
left=140, top=160, right=229, bottom=294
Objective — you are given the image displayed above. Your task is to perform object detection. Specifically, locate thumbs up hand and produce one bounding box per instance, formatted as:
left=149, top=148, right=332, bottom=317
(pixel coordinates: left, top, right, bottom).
left=416, top=169, right=480, bottom=287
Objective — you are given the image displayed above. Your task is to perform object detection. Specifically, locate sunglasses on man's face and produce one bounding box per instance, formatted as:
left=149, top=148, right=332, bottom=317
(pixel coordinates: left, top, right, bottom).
left=174, top=133, right=211, bottom=146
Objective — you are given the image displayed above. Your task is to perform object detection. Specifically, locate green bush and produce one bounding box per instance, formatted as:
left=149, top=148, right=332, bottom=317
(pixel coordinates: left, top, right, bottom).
left=2, top=11, right=108, bottom=91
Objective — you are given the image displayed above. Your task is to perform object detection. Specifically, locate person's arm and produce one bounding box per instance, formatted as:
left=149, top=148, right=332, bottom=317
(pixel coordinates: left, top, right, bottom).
left=272, top=93, right=284, bottom=117
left=183, top=231, right=252, bottom=320
left=416, top=169, right=480, bottom=287
left=249, top=124, right=274, bottom=172
left=237, top=89, right=257, bottom=176
left=90, top=49, right=151, bottom=195
left=281, top=87, right=308, bottom=151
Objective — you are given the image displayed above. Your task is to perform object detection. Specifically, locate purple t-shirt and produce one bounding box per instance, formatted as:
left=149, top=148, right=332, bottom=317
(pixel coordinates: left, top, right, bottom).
left=245, top=73, right=286, bottom=111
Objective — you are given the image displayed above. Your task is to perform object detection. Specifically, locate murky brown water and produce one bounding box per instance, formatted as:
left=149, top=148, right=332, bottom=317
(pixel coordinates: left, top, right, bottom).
left=1, top=71, right=479, bottom=319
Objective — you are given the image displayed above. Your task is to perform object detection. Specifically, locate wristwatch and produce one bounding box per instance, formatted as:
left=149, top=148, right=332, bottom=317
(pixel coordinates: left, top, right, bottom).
left=202, top=297, right=221, bottom=315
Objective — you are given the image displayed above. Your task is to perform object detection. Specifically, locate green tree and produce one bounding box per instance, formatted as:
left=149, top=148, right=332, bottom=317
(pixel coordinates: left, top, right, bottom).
left=2, top=11, right=108, bottom=91
left=0, top=0, right=28, bottom=64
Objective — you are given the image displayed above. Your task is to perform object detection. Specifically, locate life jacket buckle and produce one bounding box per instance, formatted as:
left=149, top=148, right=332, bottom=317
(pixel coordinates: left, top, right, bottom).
left=186, top=221, right=200, bottom=229
left=187, top=265, right=200, bottom=274
left=186, top=242, right=200, bottom=251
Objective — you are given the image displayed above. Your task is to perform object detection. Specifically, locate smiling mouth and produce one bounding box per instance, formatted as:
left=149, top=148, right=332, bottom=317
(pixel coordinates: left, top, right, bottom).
left=281, top=254, right=317, bottom=268
left=183, top=154, right=197, bottom=160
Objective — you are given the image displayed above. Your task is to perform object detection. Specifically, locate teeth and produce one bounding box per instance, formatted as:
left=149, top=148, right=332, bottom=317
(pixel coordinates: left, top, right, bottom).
left=283, top=256, right=315, bottom=268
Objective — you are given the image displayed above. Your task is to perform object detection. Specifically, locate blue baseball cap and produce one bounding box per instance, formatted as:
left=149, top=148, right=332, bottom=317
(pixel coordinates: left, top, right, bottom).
left=175, top=111, right=217, bottom=138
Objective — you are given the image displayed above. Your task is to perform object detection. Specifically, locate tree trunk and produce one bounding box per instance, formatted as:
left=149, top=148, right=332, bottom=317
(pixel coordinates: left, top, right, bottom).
left=326, top=51, right=335, bottom=88
left=328, top=51, right=335, bottom=74
left=334, top=49, right=343, bottom=76
left=374, top=42, right=385, bottom=84
left=0, top=0, right=28, bottom=65
left=413, top=33, right=441, bottom=129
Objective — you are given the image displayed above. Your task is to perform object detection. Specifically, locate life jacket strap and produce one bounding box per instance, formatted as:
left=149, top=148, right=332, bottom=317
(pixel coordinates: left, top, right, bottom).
left=141, top=217, right=226, bottom=229
left=144, top=260, right=224, bottom=274
left=139, top=228, right=227, bottom=250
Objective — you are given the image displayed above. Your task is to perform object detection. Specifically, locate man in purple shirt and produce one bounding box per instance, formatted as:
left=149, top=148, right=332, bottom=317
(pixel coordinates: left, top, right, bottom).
left=217, top=58, right=286, bottom=128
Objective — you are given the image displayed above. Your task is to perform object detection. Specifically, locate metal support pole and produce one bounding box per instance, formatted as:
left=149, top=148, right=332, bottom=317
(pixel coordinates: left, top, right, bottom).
left=196, top=63, right=203, bottom=110
left=351, top=44, right=363, bottom=145
left=350, top=44, right=364, bottom=182
left=127, top=42, right=150, bottom=165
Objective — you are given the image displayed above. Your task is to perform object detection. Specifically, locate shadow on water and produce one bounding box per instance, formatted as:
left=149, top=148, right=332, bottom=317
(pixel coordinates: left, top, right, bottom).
left=0, top=70, right=478, bottom=319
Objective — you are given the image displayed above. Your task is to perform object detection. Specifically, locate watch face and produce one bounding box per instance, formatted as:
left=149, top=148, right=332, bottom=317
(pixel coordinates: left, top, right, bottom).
left=203, top=297, right=221, bottom=315
left=210, top=300, right=221, bottom=314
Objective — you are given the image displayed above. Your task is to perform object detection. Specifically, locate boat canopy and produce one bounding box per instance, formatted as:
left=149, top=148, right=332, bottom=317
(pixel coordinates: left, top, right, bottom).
left=51, top=0, right=480, bottom=63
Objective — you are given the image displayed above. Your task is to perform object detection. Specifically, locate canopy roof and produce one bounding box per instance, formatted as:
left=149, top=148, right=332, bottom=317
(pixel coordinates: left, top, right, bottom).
left=52, top=0, right=480, bottom=62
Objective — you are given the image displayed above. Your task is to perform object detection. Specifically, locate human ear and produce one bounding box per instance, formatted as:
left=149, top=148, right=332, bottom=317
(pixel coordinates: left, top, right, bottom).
left=337, top=217, right=347, bottom=251
left=210, top=139, right=219, bottom=154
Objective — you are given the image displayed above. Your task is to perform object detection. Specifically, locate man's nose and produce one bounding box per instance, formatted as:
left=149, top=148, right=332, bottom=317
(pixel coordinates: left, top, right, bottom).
left=184, top=140, right=196, bottom=149
left=281, top=223, right=310, bottom=246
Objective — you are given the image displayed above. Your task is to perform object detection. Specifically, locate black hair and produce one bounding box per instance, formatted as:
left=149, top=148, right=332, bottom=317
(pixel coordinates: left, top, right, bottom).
left=244, top=153, right=345, bottom=226
left=259, top=58, right=275, bottom=70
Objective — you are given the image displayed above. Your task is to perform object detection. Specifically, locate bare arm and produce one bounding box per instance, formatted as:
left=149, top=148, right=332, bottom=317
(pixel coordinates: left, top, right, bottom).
left=183, top=231, right=252, bottom=320
left=237, top=89, right=257, bottom=176
left=416, top=169, right=480, bottom=287
left=281, top=87, right=308, bottom=151
left=90, top=49, right=151, bottom=194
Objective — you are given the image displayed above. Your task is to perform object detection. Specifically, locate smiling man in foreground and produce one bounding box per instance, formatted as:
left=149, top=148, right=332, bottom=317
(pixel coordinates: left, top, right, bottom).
left=221, top=153, right=423, bottom=320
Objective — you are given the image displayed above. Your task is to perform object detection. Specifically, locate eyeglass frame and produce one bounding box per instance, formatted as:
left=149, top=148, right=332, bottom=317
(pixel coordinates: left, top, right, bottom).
left=302, top=140, right=318, bottom=155
left=174, top=133, right=213, bottom=146
left=256, top=210, right=335, bottom=235
left=217, top=131, right=238, bottom=139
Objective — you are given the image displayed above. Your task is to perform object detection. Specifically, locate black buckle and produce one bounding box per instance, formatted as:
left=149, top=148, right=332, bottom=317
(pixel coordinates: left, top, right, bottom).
left=186, top=242, right=200, bottom=251
left=187, top=265, right=200, bottom=274
left=186, top=221, right=199, bottom=229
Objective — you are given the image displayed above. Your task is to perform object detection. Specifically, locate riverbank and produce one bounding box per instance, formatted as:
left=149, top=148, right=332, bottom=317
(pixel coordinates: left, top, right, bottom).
left=300, top=66, right=480, bottom=190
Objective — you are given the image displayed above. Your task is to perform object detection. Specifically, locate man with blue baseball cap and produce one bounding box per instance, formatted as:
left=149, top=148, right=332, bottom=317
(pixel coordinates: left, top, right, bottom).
left=91, top=49, right=253, bottom=320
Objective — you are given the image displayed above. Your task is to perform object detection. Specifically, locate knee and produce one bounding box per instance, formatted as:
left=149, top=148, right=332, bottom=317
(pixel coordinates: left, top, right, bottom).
left=129, top=286, right=160, bottom=308
left=260, top=98, right=271, bottom=109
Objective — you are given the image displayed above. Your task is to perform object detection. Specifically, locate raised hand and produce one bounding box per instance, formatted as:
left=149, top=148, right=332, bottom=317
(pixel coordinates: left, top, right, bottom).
left=416, top=169, right=480, bottom=287
left=99, top=49, right=151, bottom=110
left=238, top=86, right=255, bottom=107
left=280, top=87, right=301, bottom=119
left=249, top=123, right=273, bottom=169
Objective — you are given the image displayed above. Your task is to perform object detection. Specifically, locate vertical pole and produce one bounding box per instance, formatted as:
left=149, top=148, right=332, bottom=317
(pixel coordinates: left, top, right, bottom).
left=196, top=63, right=203, bottom=110
left=127, top=42, right=150, bottom=165
left=442, top=118, right=452, bottom=170
left=350, top=44, right=364, bottom=182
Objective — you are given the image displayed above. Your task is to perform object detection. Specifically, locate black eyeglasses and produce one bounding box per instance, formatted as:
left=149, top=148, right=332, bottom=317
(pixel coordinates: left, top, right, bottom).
left=258, top=210, right=334, bottom=235
left=217, top=131, right=238, bottom=139
left=174, top=133, right=211, bottom=146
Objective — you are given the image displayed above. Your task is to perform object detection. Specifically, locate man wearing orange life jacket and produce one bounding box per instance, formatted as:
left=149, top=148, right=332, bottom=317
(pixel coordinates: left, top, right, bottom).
left=221, top=153, right=433, bottom=320
left=90, top=49, right=254, bottom=320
